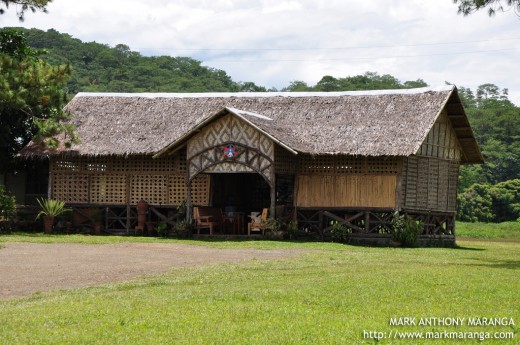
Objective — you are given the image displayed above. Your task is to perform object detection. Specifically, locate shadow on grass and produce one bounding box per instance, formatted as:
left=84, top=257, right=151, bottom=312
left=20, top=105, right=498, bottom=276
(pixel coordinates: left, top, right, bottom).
left=452, top=245, right=486, bottom=251
left=465, top=259, right=520, bottom=270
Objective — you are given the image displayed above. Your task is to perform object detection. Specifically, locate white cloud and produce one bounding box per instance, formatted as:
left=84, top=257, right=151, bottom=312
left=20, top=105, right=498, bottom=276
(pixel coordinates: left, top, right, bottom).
left=1, top=0, right=519, bottom=104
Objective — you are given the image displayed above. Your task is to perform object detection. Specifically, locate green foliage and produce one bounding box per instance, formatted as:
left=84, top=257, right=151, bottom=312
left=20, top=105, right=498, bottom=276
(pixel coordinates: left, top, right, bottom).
left=35, top=198, right=70, bottom=219
left=329, top=221, right=351, bottom=243
left=172, top=220, right=193, bottom=238
left=262, top=218, right=280, bottom=233
left=286, top=220, right=298, bottom=239
left=0, top=185, right=16, bottom=220
left=457, top=83, right=520, bottom=222
left=0, top=28, right=75, bottom=172
left=17, top=28, right=240, bottom=94
left=283, top=71, right=428, bottom=92
left=454, top=0, right=520, bottom=17
left=0, top=0, right=52, bottom=21
left=391, top=213, right=423, bottom=247
left=155, top=222, right=168, bottom=237
left=458, top=179, right=520, bottom=222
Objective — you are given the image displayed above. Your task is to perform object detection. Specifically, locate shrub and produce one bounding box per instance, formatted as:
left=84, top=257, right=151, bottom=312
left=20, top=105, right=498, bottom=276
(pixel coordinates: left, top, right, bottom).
left=391, top=213, right=423, bottom=247
left=330, top=221, right=351, bottom=243
left=172, top=220, right=193, bottom=238
left=262, top=218, right=280, bottom=233
left=0, top=185, right=16, bottom=220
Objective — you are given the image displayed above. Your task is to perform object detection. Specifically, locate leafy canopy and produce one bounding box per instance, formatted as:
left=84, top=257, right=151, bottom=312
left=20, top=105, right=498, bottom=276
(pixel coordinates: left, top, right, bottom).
left=454, top=0, right=520, bottom=17
left=0, top=28, right=77, bottom=172
left=0, top=0, right=52, bottom=21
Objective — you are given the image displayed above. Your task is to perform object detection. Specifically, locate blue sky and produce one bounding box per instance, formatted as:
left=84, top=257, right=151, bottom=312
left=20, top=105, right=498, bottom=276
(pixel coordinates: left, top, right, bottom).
left=2, top=0, right=520, bottom=104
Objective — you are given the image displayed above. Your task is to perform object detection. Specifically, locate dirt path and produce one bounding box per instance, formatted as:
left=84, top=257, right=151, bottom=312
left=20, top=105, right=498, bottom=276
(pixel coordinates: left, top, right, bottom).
left=0, top=242, right=299, bottom=299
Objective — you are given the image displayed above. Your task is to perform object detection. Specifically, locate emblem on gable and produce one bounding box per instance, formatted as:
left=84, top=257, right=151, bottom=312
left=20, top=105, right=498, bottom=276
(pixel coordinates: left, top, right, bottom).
left=221, top=144, right=240, bottom=159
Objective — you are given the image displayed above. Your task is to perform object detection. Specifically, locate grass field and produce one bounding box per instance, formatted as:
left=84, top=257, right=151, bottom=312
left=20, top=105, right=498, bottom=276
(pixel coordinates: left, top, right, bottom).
left=0, top=232, right=519, bottom=344
left=457, top=221, right=520, bottom=239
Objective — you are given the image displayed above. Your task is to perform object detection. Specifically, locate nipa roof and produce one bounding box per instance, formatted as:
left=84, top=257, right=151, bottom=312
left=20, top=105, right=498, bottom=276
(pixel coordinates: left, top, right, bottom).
left=20, top=85, right=483, bottom=163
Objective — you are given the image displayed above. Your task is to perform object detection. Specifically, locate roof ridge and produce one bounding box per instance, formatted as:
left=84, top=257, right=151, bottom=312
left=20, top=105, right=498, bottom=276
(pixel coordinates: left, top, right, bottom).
left=74, top=85, right=454, bottom=99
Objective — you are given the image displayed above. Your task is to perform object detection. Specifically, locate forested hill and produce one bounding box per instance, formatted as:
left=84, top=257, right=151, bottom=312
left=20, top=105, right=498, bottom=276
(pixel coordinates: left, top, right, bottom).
left=18, top=28, right=243, bottom=94
left=12, top=28, right=520, bottom=222
left=15, top=27, right=429, bottom=94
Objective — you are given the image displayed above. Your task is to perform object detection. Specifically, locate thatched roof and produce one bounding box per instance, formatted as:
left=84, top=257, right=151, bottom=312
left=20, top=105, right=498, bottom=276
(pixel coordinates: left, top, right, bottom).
left=20, top=85, right=483, bottom=163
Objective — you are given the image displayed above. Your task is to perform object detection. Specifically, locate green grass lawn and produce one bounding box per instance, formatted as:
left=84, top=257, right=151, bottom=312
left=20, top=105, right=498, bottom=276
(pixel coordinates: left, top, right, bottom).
left=457, top=221, right=520, bottom=239
left=0, top=235, right=519, bottom=344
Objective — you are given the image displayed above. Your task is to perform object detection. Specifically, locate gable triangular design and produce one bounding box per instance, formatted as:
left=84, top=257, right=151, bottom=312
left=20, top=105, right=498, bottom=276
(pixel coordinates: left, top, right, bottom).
left=187, top=113, right=275, bottom=186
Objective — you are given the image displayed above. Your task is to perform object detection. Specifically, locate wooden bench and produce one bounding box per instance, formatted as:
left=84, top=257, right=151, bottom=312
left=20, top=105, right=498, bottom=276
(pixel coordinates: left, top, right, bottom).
left=193, top=206, right=224, bottom=235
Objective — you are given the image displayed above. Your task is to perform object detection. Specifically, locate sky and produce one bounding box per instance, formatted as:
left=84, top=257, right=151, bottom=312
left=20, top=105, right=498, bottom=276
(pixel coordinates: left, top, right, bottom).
left=1, top=0, right=520, bottom=105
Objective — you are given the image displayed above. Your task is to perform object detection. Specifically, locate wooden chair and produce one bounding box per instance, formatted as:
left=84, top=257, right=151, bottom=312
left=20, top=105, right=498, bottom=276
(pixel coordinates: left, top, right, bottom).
left=248, top=208, right=268, bottom=236
left=193, top=207, right=223, bottom=235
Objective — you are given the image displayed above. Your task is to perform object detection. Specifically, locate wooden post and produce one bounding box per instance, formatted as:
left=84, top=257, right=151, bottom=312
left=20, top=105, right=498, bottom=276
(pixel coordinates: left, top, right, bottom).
left=126, top=175, right=131, bottom=234
left=270, top=175, right=276, bottom=219
left=186, top=179, right=192, bottom=222
left=47, top=157, right=53, bottom=199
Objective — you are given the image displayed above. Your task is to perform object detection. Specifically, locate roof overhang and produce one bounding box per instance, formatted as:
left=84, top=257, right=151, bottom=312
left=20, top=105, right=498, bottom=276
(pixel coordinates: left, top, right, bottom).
left=153, top=107, right=298, bottom=158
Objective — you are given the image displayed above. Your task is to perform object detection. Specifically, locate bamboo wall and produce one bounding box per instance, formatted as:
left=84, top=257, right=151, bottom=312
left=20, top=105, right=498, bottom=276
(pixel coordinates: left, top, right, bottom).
left=50, top=150, right=210, bottom=206
left=401, top=110, right=462, bottom=212
left=296, top=174, right=397, bottom=208
left=293, top=155, right=401, bottom=208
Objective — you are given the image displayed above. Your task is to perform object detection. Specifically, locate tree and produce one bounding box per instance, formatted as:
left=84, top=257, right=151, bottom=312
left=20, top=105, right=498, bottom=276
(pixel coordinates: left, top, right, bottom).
left=0, top=0, right=52, bottom=21
left=0, top=28, right=76, bottom=173
left=454, top=0, right=520, bottom=17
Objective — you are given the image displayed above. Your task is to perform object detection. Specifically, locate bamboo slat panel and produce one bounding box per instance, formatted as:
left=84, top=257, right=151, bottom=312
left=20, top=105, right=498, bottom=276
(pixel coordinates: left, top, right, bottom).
left=418, top=111, right=462, bottom=160
left=402, top=155, right=460, bottom=212
left=296, top=174, right=397, bottom=208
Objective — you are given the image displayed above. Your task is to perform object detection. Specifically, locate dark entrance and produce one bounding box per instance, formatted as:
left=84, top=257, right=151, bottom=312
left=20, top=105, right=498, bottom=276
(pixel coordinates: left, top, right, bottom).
left=211, top=173, right=270, bottom=218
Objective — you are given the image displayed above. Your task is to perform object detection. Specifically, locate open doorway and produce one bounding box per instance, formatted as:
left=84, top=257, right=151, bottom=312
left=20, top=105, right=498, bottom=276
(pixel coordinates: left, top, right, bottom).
left=211, top=173, right=270, bottom=215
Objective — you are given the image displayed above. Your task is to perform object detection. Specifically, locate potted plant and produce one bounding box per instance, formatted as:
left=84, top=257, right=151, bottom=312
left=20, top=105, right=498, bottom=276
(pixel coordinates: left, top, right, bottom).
left=177, top=199, right=187, bottom=216
left=263, top=218, right=283, bottom=240
left=35, top=198, right=70, bottom=234
left=173, top=220, right=193, bottom=238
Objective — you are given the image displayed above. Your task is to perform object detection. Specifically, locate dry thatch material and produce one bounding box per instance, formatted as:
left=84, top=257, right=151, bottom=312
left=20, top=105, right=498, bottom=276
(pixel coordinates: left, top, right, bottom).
left=20, top=86, right=483, bottom=163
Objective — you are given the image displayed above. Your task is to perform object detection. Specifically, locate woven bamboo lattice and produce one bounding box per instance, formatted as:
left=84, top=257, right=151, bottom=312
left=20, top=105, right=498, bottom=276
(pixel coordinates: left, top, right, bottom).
left=49, top=152, right=206, bottom=206
left=274, top=145, right=298, bottom=174
left=130, top=175, right=168, bottom=205
left=52, top=173, right=89, bottom=203
left=90, top=175, right=127, bottom=204
left=169, top=174, right=210, bottom=206
left=299, top=155, right=401, bottom=175
left=187, top=114, right=274, bottom=185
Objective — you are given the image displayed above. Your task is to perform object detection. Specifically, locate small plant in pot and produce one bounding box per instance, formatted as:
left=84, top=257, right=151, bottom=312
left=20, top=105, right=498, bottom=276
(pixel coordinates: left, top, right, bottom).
left=263, top=218, right=283, bottom=240
left=173, top=220, right=193, bottom=238
left=35, top=198, right=70, bottom=234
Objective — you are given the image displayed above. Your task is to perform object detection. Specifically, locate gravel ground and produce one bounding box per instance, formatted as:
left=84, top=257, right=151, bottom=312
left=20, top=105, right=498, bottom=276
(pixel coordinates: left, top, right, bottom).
left=0, top=242, right=299, bottom=299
